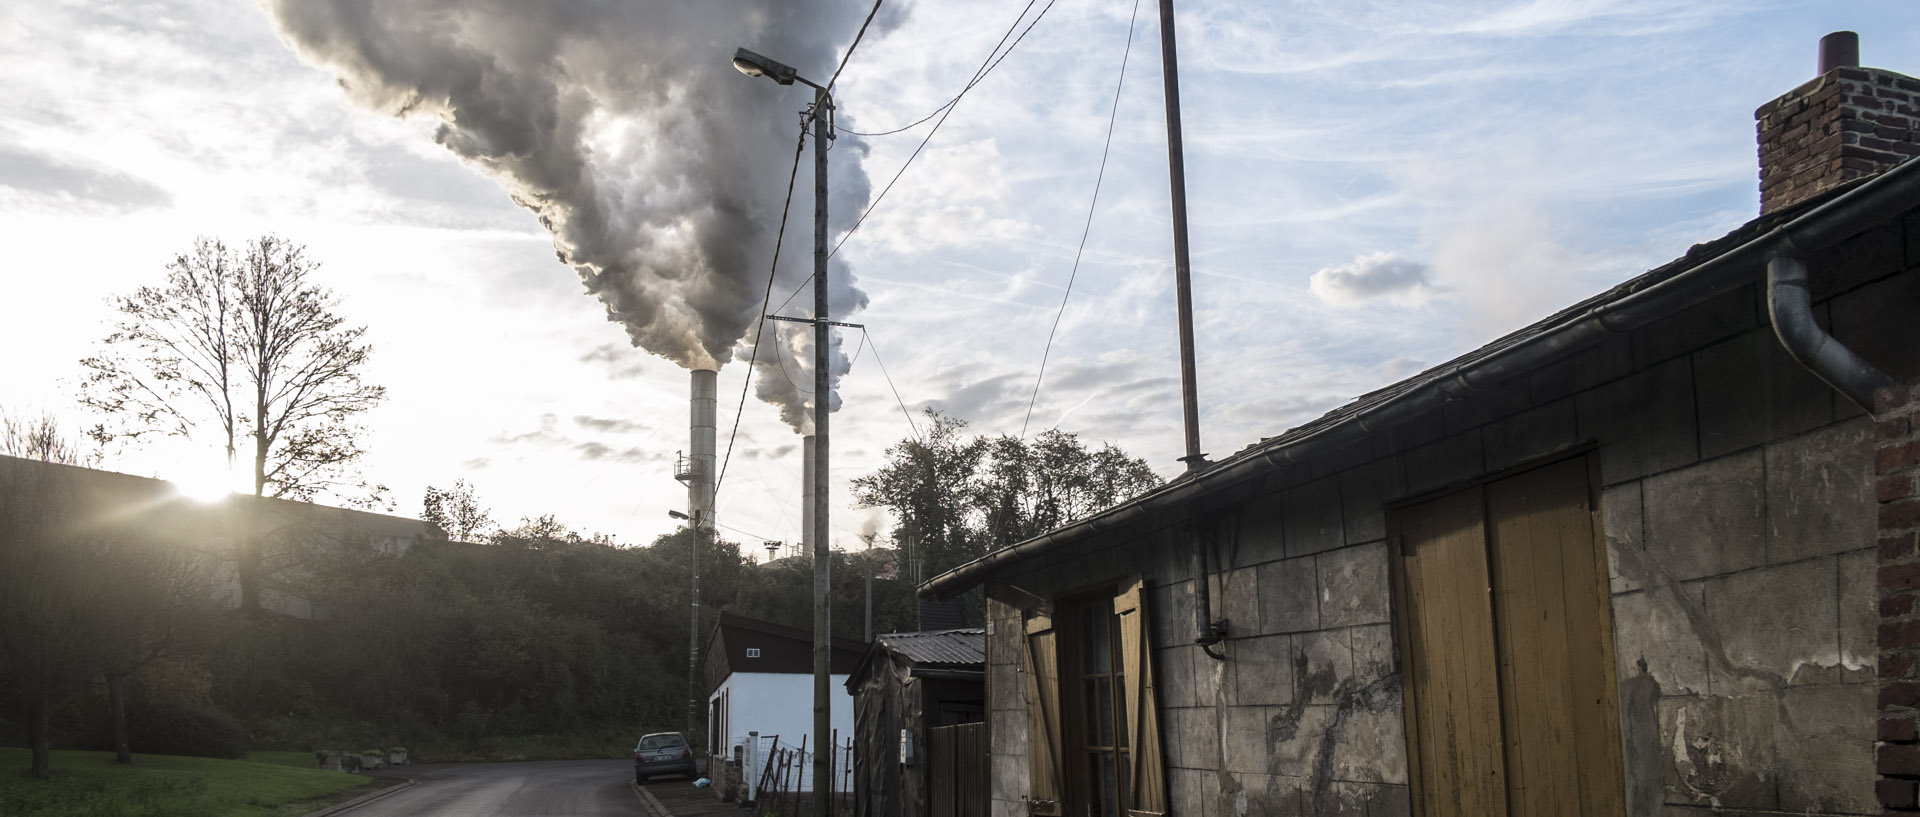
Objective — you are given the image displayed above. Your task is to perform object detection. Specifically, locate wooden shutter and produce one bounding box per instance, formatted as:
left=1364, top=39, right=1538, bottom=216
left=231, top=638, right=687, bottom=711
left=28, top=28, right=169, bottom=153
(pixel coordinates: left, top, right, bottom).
left=1113, top=577, right=1167, bottom=817
left=1022, top=610, right=1065, bottom=816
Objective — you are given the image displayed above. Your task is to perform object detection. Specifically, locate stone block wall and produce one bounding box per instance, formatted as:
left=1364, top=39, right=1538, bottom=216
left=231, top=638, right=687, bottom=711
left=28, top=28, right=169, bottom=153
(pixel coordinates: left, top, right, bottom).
left=1877, top=383, right=1920, bottom=811
left=1607, top=421, right=1878, bottom=816
left=977, top=214, right=1914, bottom=816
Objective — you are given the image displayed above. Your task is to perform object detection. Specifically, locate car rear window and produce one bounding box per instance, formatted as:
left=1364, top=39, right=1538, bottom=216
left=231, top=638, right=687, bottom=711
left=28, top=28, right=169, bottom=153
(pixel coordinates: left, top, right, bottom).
left=639, top=734, right=685, bottom=751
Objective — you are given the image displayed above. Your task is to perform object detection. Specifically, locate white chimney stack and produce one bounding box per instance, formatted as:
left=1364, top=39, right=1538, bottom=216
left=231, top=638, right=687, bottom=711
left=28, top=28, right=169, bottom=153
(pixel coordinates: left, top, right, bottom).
left=686, top=369, right=718, bottom=527
left=802, top=435, right=817, bottom=555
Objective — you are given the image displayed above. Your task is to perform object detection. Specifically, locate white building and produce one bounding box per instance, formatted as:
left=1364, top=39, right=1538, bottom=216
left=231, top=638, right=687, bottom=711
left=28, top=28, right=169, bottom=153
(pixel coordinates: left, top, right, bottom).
left=704, top=613, right=864, bottom=793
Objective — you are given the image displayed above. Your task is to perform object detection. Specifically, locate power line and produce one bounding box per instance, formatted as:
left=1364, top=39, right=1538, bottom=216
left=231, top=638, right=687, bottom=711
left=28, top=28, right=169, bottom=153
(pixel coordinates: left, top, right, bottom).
left=715, top=119, right=809, bottom=506
left=771, top=331, right=813, bottom=396
left=829, top=0, right=1058, bottom=260
left=1021, top=0, right=1143, bottom=439
left=768, top=0, right=1061, bottom=316
left=840, top=99, right=956, bottom=137
left=826, top=0, right=885, bottom=94
left=860, top=328, right=921, bottom=441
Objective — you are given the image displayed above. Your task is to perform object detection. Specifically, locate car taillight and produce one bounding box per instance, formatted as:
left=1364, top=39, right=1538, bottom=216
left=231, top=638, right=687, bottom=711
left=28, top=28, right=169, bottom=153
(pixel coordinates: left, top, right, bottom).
left=680, top=749, right=690, bottom=759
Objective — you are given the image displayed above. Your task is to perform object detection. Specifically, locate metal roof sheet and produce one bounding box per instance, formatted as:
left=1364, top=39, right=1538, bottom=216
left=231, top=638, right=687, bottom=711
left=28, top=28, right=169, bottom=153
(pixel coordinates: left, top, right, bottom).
left=874, top=628, right=986, bottom=667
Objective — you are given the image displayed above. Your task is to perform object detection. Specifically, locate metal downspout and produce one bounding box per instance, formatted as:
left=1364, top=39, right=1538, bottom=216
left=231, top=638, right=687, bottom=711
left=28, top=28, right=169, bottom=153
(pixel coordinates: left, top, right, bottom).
left=1765, top=250, right=1896, bottom=410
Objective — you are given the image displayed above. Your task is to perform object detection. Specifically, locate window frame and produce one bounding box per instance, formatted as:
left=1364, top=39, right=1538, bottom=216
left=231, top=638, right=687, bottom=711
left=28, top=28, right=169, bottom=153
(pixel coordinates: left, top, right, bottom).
left=1020, top=575, right=1166, bottom=817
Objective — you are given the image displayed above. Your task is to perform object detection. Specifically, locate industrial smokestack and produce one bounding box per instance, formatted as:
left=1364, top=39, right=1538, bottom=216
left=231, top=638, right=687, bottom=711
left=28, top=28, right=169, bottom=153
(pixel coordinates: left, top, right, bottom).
left=802, top=435, right=817, bottom=554
left=686, top=369, right=718, bottom=527
left=260, top=1, right=882, bottom=435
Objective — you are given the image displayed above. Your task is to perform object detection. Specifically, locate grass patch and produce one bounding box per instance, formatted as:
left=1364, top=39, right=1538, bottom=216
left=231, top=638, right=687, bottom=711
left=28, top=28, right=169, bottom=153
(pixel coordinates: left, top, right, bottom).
left=242, top=751, right=326, bottom=770
left=0, top=749, right=375, bottom=817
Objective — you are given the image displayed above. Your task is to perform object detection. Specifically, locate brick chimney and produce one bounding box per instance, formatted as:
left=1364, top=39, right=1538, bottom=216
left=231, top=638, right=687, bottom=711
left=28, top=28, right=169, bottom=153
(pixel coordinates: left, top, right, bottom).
left=1756, top=32, right=1920, bottom=214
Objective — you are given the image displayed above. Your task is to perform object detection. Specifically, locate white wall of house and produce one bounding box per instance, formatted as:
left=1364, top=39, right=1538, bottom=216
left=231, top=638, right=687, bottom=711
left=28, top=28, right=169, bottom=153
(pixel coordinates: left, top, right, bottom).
left=711, top=671, right=854, bottom=793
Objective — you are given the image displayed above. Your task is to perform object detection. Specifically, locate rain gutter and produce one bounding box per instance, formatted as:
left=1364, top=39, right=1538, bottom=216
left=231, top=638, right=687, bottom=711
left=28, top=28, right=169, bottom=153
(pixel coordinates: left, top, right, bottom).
left=921, top=157, right=1920, bottom=601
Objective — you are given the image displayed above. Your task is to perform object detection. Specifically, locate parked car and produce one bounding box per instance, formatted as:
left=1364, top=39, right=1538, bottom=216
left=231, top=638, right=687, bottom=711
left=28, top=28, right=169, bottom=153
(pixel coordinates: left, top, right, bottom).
left=633, top=731, right=695, bottom=783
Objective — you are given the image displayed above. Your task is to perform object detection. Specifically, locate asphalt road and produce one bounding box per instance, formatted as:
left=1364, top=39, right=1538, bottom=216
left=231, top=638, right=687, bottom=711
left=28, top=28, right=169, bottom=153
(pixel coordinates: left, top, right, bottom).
left=340, top=759, right=642, bottom=817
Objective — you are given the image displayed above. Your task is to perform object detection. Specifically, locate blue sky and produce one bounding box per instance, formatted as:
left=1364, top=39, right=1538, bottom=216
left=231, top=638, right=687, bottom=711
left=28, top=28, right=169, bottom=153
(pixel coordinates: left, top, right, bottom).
left=2, top=0, right=1916, bottom=553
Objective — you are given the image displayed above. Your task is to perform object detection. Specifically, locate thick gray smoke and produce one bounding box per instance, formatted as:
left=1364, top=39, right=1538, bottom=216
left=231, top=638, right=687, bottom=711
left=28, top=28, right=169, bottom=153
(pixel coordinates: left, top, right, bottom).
left=264, top=0, right=882, bottom=430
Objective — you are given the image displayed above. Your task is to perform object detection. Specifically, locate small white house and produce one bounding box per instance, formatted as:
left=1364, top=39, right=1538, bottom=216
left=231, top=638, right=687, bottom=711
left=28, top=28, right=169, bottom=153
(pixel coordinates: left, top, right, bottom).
left=704, top=613, right=864, bottom=793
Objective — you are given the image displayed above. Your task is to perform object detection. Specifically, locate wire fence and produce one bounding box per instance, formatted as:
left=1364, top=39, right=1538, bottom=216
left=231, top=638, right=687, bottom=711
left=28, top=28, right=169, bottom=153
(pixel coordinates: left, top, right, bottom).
left=750, top=732, right=855, bottom=817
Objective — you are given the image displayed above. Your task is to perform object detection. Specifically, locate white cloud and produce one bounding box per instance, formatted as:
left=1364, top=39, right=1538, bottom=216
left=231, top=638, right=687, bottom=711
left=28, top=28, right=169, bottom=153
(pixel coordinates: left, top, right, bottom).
left=1309, top=251, right=1440, bottom=308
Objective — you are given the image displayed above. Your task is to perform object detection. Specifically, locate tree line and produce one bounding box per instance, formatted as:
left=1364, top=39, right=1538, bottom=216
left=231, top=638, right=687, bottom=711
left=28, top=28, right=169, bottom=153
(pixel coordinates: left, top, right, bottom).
left=1, top=235, right=1163, bottom=776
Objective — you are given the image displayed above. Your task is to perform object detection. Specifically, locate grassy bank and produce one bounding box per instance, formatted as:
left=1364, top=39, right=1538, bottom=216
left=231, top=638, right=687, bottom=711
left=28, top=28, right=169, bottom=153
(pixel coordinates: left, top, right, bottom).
left=407, top=727, right=632, bottom=762
left=0, top=749, right=376, bottom=817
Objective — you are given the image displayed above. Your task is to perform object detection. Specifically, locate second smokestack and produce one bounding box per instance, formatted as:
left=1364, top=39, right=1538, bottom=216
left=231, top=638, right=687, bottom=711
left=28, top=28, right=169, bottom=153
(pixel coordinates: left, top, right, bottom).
left=802, top=435, right=816, bottom=557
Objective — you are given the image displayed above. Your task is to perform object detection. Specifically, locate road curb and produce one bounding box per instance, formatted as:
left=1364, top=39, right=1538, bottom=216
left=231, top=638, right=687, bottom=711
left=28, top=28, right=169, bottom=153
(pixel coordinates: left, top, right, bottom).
left=632, top=779, right=671, bottom=816
left=300, top=775, right=415, bottom=817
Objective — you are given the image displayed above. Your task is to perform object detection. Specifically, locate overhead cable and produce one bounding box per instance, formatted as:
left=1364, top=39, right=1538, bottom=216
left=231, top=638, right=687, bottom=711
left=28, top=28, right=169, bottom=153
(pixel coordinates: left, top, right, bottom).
left=1021, top=0, right=1144, bottom=438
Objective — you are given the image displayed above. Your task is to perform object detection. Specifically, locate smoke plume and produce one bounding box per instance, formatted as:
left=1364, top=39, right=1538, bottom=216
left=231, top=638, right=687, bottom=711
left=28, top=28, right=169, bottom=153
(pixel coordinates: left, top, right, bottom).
left=263, top=0, right=882, bottom=430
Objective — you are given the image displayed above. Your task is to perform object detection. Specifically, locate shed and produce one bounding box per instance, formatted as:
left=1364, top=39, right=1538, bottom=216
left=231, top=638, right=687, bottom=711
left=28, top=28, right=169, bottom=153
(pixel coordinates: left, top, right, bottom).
left=846, top=629, right=987, bottom=817
left=920, top=43, right=1920, bottom=817
left=703, top=613, right=865, bottom=792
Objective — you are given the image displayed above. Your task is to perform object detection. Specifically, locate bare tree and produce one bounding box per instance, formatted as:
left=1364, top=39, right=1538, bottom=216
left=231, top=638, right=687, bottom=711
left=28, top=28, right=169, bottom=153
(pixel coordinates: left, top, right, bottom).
left=0, top=412, right=101, bottom=776
left=423, top=479, right=494, bottom=543
left=3, top=412, right=97, bottom=467
left=88, top=536, right=215, bottom=764
left=82, top=236, right=387, bottom=615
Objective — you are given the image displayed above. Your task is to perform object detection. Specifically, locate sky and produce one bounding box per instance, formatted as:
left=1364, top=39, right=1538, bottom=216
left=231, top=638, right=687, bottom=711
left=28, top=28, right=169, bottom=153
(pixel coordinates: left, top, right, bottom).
left=3, top=0, right=1917, bottom=557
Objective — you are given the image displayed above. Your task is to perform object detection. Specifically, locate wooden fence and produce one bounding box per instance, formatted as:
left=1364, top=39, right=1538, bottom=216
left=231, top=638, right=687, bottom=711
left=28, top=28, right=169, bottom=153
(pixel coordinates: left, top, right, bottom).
left=928, top=723, right=986, bottom=817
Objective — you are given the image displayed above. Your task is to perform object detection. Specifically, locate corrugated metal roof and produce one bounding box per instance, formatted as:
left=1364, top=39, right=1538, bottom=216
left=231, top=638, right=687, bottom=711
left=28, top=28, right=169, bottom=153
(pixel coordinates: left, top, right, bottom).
left=875, top=628, right=986, bottom=667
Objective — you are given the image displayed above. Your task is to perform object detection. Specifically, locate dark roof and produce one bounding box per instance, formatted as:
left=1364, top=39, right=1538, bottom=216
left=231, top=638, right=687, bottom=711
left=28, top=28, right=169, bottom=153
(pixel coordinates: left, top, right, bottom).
left=919, top=598, right=969, bottom=630
left=874, top=629, right=986, bottom=667
left=920, top=159, right=1920, bottom=600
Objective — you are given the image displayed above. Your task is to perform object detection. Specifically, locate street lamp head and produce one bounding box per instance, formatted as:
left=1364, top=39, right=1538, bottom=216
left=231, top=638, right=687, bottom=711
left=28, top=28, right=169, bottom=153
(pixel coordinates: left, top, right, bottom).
left=732, top=47, right=801, bottom=86
left=668, top=510, right=692, bottom=521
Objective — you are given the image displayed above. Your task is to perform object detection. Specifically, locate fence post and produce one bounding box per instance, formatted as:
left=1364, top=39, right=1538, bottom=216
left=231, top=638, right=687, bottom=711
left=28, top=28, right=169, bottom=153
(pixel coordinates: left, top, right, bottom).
left=747, top=731, right=760, bottom=804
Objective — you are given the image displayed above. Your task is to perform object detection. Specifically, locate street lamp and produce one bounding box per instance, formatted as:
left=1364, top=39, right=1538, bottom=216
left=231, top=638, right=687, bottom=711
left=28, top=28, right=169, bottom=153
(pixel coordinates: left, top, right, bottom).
left=734, top=45, right=835, bottom=817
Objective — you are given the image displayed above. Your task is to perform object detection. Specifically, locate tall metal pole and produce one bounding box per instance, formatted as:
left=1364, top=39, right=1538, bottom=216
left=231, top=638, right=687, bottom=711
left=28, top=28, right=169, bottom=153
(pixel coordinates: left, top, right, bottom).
left=1157, top=0, right=1206, bottom=471
left=687, top=523, right=700, bottom=748
left=809, top=85, right=834, bottom=817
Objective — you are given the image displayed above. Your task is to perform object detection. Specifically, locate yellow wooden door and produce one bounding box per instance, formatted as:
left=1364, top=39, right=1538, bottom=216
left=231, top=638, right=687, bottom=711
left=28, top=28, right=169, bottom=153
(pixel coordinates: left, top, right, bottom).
left=1392, top=456, right=1623, bottom=817
left=1393, top=487, right=1509, bottom=817
left=1486, top=458, right=1624, bottom=817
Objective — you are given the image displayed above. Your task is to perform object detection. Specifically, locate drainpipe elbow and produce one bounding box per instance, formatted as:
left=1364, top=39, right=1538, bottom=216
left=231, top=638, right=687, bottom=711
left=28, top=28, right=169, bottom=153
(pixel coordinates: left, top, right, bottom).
left=1766, top=250, right=1894, bottom=411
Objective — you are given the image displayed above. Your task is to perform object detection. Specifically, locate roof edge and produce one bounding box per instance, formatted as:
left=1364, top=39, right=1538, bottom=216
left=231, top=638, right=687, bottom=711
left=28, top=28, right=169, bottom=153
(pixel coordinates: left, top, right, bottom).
left=920, top=157, right=1920, bottom=600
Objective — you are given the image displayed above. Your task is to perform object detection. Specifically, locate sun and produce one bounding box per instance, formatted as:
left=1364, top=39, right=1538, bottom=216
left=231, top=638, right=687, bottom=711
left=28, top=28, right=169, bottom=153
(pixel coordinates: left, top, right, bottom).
left=168, top=458, right=246, bottom=504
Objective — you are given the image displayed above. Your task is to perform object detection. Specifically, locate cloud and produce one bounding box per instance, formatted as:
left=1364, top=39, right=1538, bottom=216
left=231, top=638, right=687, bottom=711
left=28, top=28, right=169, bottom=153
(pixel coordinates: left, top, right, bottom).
left=578, top=343, right=650, bottom=380
left=0, top=144, right=171, bottom=212
left=490, top=413, right=562, bottom=445
left=1309, top=251, right=1440, bottom=308
left=573, top=415, right=648, bottom=434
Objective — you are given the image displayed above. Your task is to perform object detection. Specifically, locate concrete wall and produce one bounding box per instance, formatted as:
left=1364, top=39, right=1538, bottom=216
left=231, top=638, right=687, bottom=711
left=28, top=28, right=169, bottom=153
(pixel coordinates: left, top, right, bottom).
left=712, top=670, right=854, bottom=792
left=978, top=213, right=1916, bottom=816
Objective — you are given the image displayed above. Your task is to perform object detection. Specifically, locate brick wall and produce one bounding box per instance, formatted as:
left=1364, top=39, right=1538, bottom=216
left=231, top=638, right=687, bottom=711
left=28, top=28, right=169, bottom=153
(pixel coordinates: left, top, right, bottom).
left=1879, top=382, right=1920, bottom=810
left=1756, top=66, right=1920, bottom=214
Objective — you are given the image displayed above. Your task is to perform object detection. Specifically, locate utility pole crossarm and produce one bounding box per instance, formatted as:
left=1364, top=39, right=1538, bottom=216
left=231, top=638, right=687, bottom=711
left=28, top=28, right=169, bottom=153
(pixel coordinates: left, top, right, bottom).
left=765, top=315, right=864, bottom=329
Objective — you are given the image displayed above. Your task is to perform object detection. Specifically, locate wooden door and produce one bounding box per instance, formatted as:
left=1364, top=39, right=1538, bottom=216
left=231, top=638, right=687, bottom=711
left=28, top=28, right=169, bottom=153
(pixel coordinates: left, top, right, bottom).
left=1394, top=487, right=1509, bottom=817
left=1392, top=456, right=1623, bottom=817
left=1485, top=458, right=1623, bottom=817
